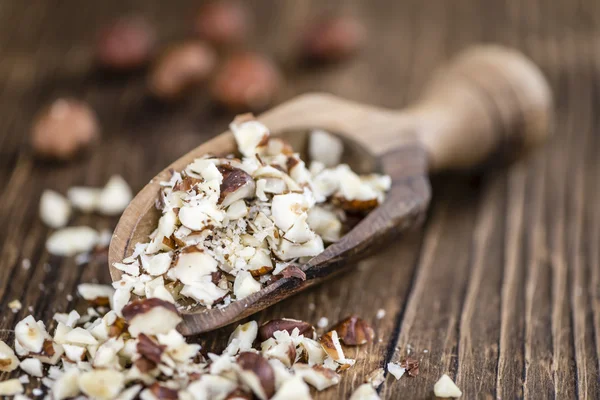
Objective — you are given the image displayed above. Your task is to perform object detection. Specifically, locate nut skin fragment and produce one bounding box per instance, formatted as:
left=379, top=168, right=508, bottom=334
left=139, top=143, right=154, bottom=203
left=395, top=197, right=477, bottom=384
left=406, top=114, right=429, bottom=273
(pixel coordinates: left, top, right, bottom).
left=280, top=266, right=307, bottom=281
left=249, top=265, right=274, bottom=277
left=258, top=318, right=316, bottom=342
left=400, top=357, right=420, bottom=377
left=137, top=333, right=166, bottom=364
left=236, top=352, right=276, bottom=400
left=30, top=98, right=99, bottom=161
left=149, top=382, right=179, bottom=400
left=331, top=315, right=375, bottom=345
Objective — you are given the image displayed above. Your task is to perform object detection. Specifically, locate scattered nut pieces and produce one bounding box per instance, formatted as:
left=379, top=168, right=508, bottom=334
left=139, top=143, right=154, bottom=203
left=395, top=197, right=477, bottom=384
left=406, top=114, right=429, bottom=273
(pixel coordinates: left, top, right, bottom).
left=349, top=383, right=381, bottom=400
left=3, top=298, right=378, bottom=399
left=300, top=15, right=366, bottom=63
left=30, top=98, right=99, bottom=161
left=194, top=1, right=250, bottom=46
left=96, top=16, right=156, bottom=70
left=39, top=190, right=71, bottom=228
left=211, top=53, right=282, bottom=111
left=45, top=226, right=99, bottom=256
left=331, top=315, right=375, bottom=345
left=149, top=41, right=216, bottom=101
left=434, top=374, right=462, bottom=398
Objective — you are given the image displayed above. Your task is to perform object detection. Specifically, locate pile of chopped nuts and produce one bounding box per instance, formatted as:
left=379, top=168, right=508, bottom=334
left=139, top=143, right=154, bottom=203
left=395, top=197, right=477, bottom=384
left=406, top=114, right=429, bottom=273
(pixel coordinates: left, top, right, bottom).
left=0, top=286, right=381, bottom=400
left=110, top=115, right=390, bottom=314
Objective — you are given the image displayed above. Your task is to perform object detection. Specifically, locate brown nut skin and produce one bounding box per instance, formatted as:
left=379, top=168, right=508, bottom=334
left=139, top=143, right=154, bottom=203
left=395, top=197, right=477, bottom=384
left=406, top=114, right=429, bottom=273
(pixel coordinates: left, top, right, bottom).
left=331, top=315, right=374, bottom=345
left=258, top=318, right=316, bottom=342
left=30, top=98, right=100, bottom=161
left=149, top=41, right=217, bottom=101
left=237, top=352, right=276, bottom=399
left=96, top=16, right=156, bottom=70
left=149, top=382, right=179, bottom=400
left=300, top=15, right=366, bottom=63
left=137, top=333, right=166, bottom=364
left=211, top=52, right=282, bottom=112
left=217, top=165, right=256, bottom=206
left=194, top=1, right=250, bottom=47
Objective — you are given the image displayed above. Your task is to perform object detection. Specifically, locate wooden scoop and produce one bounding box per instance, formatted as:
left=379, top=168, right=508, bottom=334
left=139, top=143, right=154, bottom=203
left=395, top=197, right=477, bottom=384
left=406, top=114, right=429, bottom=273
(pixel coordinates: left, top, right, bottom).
left=109, top=45, right=552, bottom=335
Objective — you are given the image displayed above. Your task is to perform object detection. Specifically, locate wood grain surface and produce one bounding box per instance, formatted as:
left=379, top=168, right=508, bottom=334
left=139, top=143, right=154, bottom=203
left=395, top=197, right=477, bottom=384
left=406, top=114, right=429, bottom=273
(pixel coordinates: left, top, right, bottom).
left=0, top=0, right=598, bottom=399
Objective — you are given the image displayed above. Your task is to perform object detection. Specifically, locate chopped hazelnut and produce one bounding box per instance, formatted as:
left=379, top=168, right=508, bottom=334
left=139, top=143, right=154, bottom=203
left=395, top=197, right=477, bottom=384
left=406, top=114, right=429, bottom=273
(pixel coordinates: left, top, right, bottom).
left=30, top=98, right=99, bottom=161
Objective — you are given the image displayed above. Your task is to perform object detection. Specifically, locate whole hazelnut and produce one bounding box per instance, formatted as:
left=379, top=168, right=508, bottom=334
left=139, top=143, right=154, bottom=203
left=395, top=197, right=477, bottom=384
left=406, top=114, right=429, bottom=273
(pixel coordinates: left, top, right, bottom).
left=211, top=52, right=281, bottom=111
left=300, top=15, right=366, bottom=63
left=149, top=42, right=217, bottom=101
left=194, top=1, right=250, bottom=47
left=96, top=16, right=156, bottom=70
left=30, top=99, right=100, bottom=161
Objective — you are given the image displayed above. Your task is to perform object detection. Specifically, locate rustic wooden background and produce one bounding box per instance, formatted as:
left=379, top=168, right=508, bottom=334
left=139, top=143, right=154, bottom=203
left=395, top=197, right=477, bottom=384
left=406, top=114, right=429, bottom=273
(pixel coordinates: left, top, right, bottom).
left=0, top=0, right=599, bottom=399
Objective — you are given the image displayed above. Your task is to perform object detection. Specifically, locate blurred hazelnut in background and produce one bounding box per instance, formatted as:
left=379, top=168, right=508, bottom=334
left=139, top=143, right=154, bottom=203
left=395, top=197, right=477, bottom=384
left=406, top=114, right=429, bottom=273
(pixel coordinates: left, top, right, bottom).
left=149, top=41, right=217, bottom=101
left=193, top=1, right=250, bottom=47
left=211, top=52, right=282, bottom=111
left=96, top=16, right=157, bottom=70
left=300, top=15, right=366, bottom=63
left=31, top=99, right=100, bottom=161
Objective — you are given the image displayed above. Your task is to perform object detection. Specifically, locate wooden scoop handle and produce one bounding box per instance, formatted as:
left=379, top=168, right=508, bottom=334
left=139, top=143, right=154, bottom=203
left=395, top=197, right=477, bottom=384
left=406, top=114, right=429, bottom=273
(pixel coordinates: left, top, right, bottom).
left=406, top=45, right=552, bottom=171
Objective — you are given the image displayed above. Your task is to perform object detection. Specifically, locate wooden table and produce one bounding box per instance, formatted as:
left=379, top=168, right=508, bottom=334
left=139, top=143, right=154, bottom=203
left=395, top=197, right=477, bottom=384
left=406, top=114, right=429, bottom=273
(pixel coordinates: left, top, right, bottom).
left=0, top=1, right=598, bottom=399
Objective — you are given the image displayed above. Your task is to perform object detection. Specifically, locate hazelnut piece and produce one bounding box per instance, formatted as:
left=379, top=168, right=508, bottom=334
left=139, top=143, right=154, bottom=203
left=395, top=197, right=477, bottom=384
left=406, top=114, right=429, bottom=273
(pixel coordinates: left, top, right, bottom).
left=149, top=42, right=217, bottom=101
left=96, top=16, right=156, bottom=70
left=211, top=52, right=282, bottom=111
left=236, top=352, right=275, bottom=400
left=331, top=315, right=375, bottom=345
left=300, top=15, right=366, bottom=63
left=121, top=298, right=182, bottom=337
left=149, top=382, right=179, bottom=400
left=194, top=1, right=250, bottom=47
left=30, top=99, right=99, bottom=161
left=218, top=165, right=256, bottom=207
